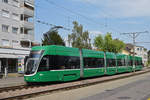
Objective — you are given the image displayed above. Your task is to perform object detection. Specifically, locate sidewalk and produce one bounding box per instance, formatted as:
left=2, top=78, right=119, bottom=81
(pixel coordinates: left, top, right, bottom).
left=0, top=77, right=25, bottom=88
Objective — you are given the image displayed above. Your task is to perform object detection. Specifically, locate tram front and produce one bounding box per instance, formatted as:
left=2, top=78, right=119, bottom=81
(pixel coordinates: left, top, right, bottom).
left=24, top=50, right=44, bottom=82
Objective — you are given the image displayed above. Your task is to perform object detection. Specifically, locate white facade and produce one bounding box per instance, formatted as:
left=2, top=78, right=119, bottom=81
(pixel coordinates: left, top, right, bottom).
left=135, top=46, right=148, bottom=65
left=0, top=0, right=34, bottom=73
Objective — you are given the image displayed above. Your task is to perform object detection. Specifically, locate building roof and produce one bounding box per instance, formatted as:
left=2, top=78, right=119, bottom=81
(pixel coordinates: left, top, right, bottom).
left=125, top=43, right=135, bottom=55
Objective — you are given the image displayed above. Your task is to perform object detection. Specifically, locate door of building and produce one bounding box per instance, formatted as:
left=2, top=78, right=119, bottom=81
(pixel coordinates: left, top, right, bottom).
left=8, top=59, right=17, bottom=73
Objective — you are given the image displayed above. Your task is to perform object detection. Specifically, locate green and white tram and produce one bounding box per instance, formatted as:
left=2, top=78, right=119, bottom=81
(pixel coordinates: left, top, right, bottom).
left=24, top=45, right=143, bottom=83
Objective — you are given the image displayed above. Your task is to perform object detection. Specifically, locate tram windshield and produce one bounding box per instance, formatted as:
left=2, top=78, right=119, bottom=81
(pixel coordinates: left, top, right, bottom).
left=25, top=50, right=44, bottom=75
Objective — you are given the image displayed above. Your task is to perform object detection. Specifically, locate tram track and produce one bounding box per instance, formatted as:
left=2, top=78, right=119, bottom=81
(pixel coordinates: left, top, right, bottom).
left=0, top=84, right=30, bottom=92
left=0, top=69, right=150, bottom=100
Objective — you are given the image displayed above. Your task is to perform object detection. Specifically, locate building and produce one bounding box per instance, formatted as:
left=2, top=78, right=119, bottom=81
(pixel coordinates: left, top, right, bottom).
left=122, top=43, right=135, bottom=55
left=135, top=45, right=148, bottom=65
left=122, top=43, right=148, bottom=65
left=122, top=50, right=130, bottom=55
left=0, top=0, right=34, bottom=74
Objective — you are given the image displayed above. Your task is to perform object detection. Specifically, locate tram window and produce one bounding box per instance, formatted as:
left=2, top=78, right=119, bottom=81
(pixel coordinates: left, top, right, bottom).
left=129, top=60, right=133, bottom=66
left=137, top=60, right=139, bottom=65
left=38, top=56, right=49, bottom=71
left=97, top=58, right=104, bottom=67
left=134, top=60, right=137, bottom=65
left=38, top=55, right=80, bottom=71
left=84, top=57, right=104, bottom=68
left=138, top=60, right=139, bottom=65
left=132, top=60, right=139, bottom=66
left=117, top=59, right=122, bottom=66
left=52, top=55, right=80, bottom=70
left=131, top=60, right=133, bottom=66
left=138, top=60, right=142, bottom=65
left=53, top=56, right=65, bottom=70
left=138, top=60, right=140, bottom=65
left=117, top=59, right=125, bottom=66
left=66, top=56, right=80, bottom=69
left=128, top=60, right=132, bottom=66
left=140, top=60, right=142, bottom=65
left=135, top=60, right=137, bottom=65
left=107, top=59, right=116, bottom=67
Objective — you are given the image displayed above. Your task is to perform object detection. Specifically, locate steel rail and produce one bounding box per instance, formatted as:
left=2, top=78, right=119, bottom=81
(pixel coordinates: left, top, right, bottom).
left=0, top=69, right=150, bottom=100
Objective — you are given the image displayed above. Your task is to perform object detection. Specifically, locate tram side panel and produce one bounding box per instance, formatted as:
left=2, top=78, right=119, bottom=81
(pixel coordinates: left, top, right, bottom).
left=116, top=54, right=128, bottom=73
left=105, top=52, right=117, bottom=75
left=82, top=49, right=105, bottom=78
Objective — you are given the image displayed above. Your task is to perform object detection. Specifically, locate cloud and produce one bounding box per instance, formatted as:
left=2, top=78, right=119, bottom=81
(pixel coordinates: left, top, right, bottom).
left=89, top=31, right=103, bottom=35
left=73, top=0, right=150, bottom=18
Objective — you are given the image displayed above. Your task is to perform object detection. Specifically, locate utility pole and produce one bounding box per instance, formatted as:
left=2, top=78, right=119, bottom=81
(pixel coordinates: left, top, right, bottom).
left=121, top=31, right=149, bottom=72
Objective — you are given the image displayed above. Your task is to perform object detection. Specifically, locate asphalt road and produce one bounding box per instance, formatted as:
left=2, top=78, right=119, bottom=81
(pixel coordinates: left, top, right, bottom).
left=27, top=72, right=150, bottom=100
left=82, top=74, right=150, bottom=100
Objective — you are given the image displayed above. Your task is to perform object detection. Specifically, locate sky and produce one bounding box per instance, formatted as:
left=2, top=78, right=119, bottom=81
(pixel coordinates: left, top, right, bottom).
left=35, top=0, right=150, bottom=50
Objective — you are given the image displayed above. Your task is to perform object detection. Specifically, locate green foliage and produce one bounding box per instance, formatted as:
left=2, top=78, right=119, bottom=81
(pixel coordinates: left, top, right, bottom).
left=113, top=39, right=126, bottom=53
left=148, top=50, right=150, bottom=59
left=94, top=33, right=125, bottom=53
left=42, top=30, right=65, bottom=46
left=68, top=21, right=91, bottom=49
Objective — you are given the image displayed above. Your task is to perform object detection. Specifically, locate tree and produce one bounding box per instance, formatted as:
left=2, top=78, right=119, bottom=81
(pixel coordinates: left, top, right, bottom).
left=42, top=30, right=65, bottom=46
left=113, top=39, right=126, bottom=53
left=94, top=33, right=125, bottom=53
left=68, top=21, right=91, bottom=49
left=148, top=50, right=150, bottom=59
left=68, top=21, right=91, bottom=78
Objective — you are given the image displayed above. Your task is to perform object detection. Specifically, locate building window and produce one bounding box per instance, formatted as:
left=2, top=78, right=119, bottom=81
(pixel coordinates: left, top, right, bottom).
left=12, top=13, right=19, bottom=20
left=12, top=0, right=19, bottom=7
left=2, top=0, right=8, bottom=3
left=12, top=40, right=18, bottom=47
left=2, top=25, right=9, bottom=32
left=2, top=10, right=9, bottom=18
left=2, top=39, right=9, bottom=46
left=12, top=27, right=18, bottom=34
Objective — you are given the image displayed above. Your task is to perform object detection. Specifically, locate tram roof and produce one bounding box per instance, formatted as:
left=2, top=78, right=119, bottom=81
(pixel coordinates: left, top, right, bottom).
left=116, top=53, right=127, bottom=59
left=31, top=45, right=104, bottom=58
left=31, top=45, right=80, bottom=56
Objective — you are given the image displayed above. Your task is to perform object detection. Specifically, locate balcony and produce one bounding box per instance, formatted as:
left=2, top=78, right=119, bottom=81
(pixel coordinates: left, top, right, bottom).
left=20, top=34, right=34, bottom=41
left=23, top=7, right=34, bottom=17
left=20, top=40, right=37, bottom=48
left=24, top=21, right=34, bottom=29
left=24, top=0, right=34, bottom=8
left=21, top=21, right=34, bottom=30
